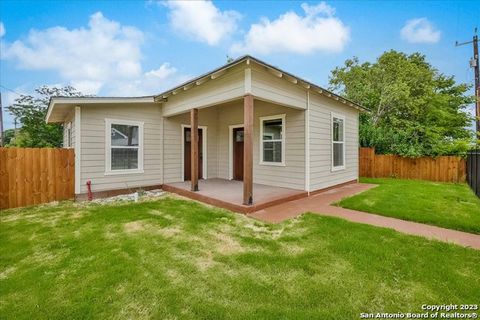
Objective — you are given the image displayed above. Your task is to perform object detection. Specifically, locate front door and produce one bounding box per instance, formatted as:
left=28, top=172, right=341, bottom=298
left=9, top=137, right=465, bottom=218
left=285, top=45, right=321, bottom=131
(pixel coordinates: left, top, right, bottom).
left=233, top=127, right=244, bottom=180
left=184, top=127, right=203, bottom=181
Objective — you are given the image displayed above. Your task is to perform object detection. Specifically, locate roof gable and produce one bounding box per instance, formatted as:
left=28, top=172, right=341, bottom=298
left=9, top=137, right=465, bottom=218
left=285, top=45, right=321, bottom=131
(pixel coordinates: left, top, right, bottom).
left=154, top=55, right=365, bottom=111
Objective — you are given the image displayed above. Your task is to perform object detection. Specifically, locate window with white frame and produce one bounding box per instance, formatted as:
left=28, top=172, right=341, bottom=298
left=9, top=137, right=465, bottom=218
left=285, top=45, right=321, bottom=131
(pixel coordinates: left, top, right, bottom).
left=260, top=114, right=285, bottom=165
left=65, top=122, right=72, bottom=148
left=106, top=119, right=144, bottom=174
left=332, top=114, right=345, bottom=170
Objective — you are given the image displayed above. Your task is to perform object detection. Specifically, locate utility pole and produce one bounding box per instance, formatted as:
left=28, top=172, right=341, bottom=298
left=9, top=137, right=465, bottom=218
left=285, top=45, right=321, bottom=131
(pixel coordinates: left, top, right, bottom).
left=0, top=92, right=3, bottom=147
left=456, top=28, right=480, bottom=140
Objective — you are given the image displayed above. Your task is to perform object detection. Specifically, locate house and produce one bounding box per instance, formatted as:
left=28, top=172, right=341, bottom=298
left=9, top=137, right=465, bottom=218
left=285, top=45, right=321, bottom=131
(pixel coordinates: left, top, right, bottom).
left=46, top=55, right=365, bottom=213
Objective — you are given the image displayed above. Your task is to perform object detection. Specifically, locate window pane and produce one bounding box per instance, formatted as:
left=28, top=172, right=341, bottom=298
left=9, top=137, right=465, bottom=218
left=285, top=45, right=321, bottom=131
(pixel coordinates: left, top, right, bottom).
left=333, top=118, right=344, bottom=142
left=67, top=129, right=71, bottom=147
left=111, top=148, right=138, bottom=170
left=263, top=141, right=282, bottom=163
left=235, top=130, right=244, bottom=142
left=263, top=119, right=282, bottom=140
left=333, top=143, right=344, bottom=167
left=111, top=124, right=139, bottom=146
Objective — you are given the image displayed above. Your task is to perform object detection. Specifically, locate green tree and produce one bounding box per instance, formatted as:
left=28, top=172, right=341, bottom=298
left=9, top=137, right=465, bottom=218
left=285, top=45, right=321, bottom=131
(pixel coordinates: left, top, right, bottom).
left=2, top=128, right=16, bottom=146
left=7, top=86, right=85, bottom=147
left=329, top=50, right=474, bottom=157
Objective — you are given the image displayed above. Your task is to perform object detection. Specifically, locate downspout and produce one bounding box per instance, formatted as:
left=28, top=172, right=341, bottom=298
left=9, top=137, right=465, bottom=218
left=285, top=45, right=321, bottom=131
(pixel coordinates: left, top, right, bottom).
left=74, top=106, right=81, bottom=197
left=305, top=90, right=310, bottom=195
left=161, top=105, right=165, bottom=187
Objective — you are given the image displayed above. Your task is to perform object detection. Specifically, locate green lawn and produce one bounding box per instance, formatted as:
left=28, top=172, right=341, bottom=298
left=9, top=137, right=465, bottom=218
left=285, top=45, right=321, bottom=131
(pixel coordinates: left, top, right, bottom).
left=338, top=178, right=480, bottom=234
left=1, top=196, right=479, bottom=319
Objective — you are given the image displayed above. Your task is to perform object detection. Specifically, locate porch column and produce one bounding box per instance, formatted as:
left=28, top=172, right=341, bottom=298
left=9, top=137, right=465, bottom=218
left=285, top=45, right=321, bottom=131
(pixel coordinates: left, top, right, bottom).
left=243, top=95, right=254, bottom=205
left=190, top=108, right=199, bottom=191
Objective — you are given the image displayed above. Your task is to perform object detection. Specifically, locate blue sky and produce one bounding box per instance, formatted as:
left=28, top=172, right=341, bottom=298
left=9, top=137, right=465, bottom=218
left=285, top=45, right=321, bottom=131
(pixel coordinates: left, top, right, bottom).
left=0, top=0, right=479, bottom=130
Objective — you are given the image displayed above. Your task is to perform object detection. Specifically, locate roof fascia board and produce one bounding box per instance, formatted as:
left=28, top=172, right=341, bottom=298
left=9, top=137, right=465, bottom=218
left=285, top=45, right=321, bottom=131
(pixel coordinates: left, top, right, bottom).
left=46, top=96, right=155, bottom=123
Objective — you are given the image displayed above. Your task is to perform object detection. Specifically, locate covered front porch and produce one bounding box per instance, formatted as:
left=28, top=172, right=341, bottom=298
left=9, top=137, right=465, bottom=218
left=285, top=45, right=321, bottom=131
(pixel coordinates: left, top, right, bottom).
left=159, top=57, right=310, bottom=209
left=163, top=178, right=307, bottom=214
left=161, top=95, right=307, bottom=209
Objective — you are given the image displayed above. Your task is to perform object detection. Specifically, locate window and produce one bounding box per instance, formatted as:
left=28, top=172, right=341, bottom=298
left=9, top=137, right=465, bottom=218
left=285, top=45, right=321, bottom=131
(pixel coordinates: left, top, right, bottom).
left=260, top=114, right=285, bottom=165
left=331, top=113, right=345, bottom=170
left=65, top=122, right=72, bottom=148
left=105, top=119, right=144, bottom=174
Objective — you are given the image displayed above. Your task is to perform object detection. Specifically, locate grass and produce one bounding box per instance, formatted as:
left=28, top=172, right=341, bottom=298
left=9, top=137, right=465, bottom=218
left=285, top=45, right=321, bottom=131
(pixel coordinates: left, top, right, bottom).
left=1, top=195, right=479, bottom=319
left=337, top=178, right=480, bottom=234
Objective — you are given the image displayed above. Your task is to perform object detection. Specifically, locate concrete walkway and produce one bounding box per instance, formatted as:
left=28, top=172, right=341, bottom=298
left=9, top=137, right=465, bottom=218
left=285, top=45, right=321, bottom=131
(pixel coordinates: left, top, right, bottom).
left=249, top=183, right=480, bottom=250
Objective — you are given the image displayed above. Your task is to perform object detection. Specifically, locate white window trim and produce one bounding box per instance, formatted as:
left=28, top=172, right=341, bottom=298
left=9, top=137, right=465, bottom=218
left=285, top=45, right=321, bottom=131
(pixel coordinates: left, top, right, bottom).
left=105, top=118, right=144, bottom=175
left=228, top=124, right=244, bottom=180
left=181, top=124, right=208, bottom=181
left=331, top=112, right=346, bottom=172
left=259, top=114, right=286, bottom=166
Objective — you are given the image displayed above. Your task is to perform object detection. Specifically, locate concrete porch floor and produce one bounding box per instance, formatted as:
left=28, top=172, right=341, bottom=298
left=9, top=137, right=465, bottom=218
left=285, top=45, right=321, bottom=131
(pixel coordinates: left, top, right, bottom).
left=162, top=178, right=307, bottom=213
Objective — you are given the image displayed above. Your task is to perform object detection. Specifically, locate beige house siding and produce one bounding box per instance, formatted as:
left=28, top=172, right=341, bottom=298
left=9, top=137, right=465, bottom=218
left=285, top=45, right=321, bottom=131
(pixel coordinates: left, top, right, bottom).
left=64, top=61, right=361, bottom=196
left=216, top=100, right=305, bottom=190
left=251, top=64, right=307, bottom=110
left=78, top=103, right=162, bottom=194
left=163, top=107, right=219, bottom=183
left=308, top=92, right=359, bottom=191
left=162, top=65, right=245, bottom=117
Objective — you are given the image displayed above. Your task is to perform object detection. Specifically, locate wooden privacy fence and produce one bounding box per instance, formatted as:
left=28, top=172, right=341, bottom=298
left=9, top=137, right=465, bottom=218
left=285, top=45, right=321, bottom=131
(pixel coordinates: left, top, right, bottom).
left=0, top=148, right=75, bottom=210
left=359, top=147, right=466, bottom=183
left=466, top=149, right=479, bottom=197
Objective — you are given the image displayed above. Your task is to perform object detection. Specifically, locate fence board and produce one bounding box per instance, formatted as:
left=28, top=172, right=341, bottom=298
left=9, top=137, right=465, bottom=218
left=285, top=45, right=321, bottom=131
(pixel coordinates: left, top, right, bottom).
left=16, top=148, right=25, bottom=208
left=0, top=148, right=75, bottom=210
left=359, top=147, right=466, bottom=183
left=0, top=149, right=7, bottom=209
left=467, top=150, right=479, bottom=197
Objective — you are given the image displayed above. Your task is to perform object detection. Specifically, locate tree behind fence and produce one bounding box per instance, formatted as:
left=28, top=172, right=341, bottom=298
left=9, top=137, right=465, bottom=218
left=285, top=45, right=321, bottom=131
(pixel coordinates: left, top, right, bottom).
left=359, top=147, right=466, bottom=183
left=0, top=148, right=74, bottom=210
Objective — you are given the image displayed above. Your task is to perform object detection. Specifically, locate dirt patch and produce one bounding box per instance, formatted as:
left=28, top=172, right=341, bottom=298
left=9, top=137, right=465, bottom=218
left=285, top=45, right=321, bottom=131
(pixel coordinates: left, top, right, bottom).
left=148, top=210, right=176, bottom=222
left=27, top=248, right=68, bottom=266
left=196, top=251, right=216, bottom=271
left=0, top=215, right=22, bottom=223
left=244, top=223, right=271, bottom=234
left=0, top=266, right=17, bottom=280
left=280, top=243, right=305, bottom=255
left=158, top=227, right=181, bottom=238
left=71, top=211, right=83, bottom=219
left=124, top=221, right=145, bottom=233
left=214, top=233, right=244, bottom=254
left=104, top=225, right=118, bottom=239
left=118, top=301, right=152, bottom=320
left=148, top=210, right=164, bottom=216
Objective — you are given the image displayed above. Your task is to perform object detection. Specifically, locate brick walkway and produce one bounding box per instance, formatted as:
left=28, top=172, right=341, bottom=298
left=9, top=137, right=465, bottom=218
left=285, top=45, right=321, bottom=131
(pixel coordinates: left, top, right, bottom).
left=249, top=183, right=480, bottom=250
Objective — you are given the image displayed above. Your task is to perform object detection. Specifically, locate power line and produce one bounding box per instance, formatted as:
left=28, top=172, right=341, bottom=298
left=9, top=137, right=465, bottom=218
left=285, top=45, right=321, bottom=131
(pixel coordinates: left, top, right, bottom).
left=0, top=85, right=23, bottom=96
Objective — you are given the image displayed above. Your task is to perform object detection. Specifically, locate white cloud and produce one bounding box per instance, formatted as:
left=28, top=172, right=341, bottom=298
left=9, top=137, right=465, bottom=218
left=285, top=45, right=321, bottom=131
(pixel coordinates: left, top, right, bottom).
left=0, top=22, right=5, bottom=37
left=231, top=2, right=349, bottom=55
left=400, top=18, right=441, bottom=44
left=164, top=0, right=240, bottom=45
left=1, top=12, right=187, bottom=95
left=107, top=63, right=191, bottom=96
